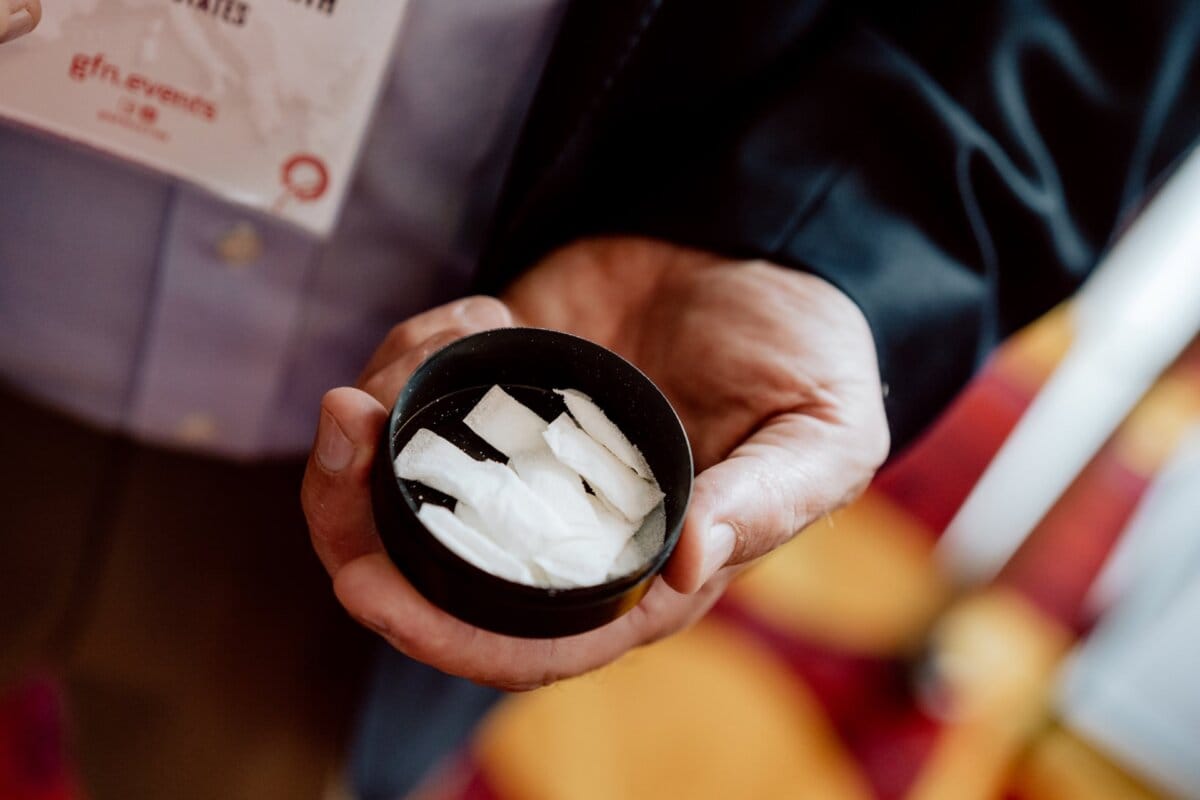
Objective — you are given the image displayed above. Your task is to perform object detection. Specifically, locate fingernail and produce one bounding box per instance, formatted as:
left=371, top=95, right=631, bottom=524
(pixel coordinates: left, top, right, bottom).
left=316, top=412, right=354, bottom=473
left=698, top=523, right=736, bottom=586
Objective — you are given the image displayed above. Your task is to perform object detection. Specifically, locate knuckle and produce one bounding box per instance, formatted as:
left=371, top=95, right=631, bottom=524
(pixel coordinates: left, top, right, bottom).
left=318, top=387, right=347, bottom=417
left=424, top=325, right=473, bottom=350
left=646, top=608, right=690, bottom=645
left=408, top=327, right=474, bottom=367
left=299, top=461, right=336, bottom=526
left=300, top=487, right=337, bottom=542
left=631, top=586, right=688, bottom=644
left=759, top=463, right=804, bottom=544
left=456, top=295, right=510, bottom=325
left=360, top=372, right=390, bottom=404
left=382, top=321, right=418, bottom=353
left=495, top=664, right=564, bottom=692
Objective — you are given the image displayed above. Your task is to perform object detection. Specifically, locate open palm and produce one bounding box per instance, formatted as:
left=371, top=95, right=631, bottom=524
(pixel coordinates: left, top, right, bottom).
left=301, top=237, right=888, bottom=690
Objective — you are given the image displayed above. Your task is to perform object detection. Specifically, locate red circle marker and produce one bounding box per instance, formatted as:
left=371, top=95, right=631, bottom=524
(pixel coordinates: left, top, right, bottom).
left=281, top=153, right=329, bottom=202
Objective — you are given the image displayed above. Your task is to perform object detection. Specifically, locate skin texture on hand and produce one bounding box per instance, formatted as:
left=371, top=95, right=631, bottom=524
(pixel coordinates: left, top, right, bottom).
left=300, top=237, right=889, bottom=690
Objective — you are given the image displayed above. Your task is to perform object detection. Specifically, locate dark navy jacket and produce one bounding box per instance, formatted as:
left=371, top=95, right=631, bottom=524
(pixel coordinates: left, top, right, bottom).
left=481, top=0, right=1200, bottom=452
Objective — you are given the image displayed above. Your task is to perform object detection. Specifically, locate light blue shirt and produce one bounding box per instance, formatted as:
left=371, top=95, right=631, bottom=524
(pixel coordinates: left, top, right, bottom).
left=0, top=0, right=565, bottom=459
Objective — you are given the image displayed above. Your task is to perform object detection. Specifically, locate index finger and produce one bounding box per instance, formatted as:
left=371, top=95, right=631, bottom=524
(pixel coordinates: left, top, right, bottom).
left=358, top=296, right=513, bottom=385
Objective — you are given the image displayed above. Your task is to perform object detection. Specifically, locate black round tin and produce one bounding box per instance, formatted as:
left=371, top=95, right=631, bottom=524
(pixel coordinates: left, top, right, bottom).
left=370, top=328, right=693, bottom=638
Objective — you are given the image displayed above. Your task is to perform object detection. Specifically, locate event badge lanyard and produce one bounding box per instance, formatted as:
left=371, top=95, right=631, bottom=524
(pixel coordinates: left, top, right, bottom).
left=0, top=0, right=410, bottom=236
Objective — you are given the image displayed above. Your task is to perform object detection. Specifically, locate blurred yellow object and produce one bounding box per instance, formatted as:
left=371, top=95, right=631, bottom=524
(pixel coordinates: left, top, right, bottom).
left=993, top=304, right=1074, bottom=392
left=1013, top=727, right=1163, bottom=800
left=1115, top=368, right=1200, bottom=477
left=908, top=589, right=1071, bottom=800
left=476, top=619, right=872, bottom=800
left=728, top=491, right=948, bottom=655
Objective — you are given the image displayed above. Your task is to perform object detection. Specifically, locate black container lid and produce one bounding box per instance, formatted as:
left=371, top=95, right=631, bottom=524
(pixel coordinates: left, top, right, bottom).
left=370, top=328, right=693, bottom=638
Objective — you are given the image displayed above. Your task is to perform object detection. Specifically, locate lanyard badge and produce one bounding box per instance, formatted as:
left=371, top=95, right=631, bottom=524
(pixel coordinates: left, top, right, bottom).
left=0, top=0, right=410, bottom=235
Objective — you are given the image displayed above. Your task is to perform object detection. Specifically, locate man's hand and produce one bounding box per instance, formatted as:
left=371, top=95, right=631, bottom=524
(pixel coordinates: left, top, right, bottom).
left=300, top=237, right=888, bottom=690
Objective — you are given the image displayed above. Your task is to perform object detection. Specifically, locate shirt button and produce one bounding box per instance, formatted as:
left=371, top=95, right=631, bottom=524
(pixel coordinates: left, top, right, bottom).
left=176, top=412, right=219, bottom=445
left=215, top=222, right=263, bottom=267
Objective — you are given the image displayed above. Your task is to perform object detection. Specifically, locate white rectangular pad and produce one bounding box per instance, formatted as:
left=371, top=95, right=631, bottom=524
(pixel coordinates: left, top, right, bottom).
left=556, top=388, right=654, bottom=479
left=464, top=385, right=550, bottom=458
left=418, top=504, right=534, bottom=584
left=396, top=428, right=609, bottom=587
left=543, top=414, right=664, bottom=522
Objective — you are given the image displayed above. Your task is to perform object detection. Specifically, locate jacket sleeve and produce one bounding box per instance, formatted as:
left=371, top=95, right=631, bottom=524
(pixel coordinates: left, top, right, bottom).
left=482, top=0, right=1200, bottom=452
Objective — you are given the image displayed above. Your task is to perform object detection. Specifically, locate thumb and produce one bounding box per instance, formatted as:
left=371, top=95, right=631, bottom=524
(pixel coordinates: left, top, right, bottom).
left=301, top=386, right=389, bottom=575
left=662, top=411, right=887, bottom=594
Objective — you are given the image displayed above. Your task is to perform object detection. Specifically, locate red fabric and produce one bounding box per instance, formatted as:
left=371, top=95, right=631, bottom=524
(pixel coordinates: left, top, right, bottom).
left=0, top=677, right=76, bottom=800
left=710, top=598, right=941, bottom=799
left=875, top=366, right=1033, bottom=536
left=998, top=444, right=1148, bottom=632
